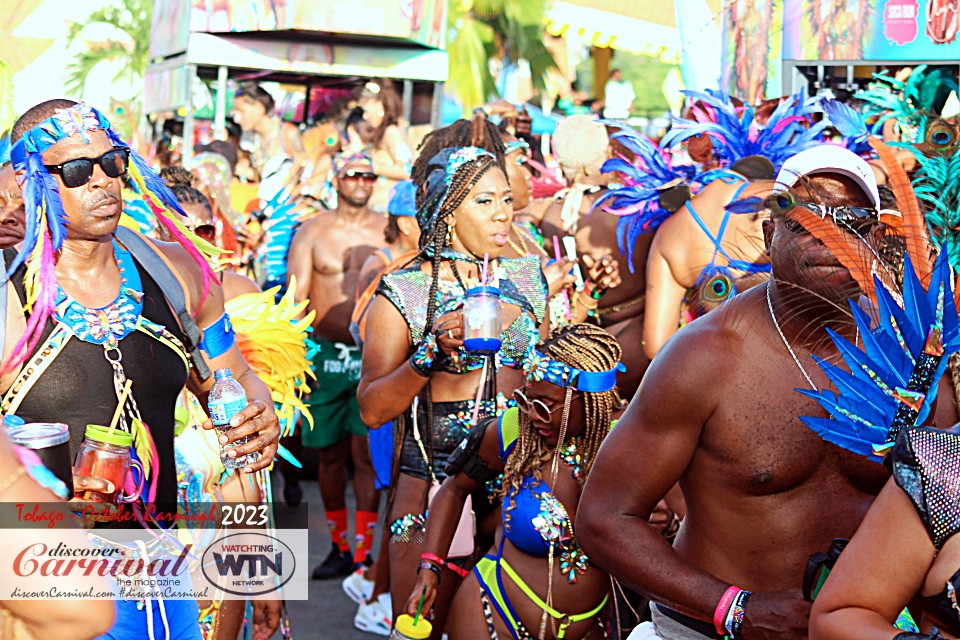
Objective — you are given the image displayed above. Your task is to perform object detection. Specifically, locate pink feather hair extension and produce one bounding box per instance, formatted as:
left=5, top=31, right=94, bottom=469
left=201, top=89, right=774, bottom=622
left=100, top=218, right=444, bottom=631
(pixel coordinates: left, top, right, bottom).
left=4, top=233, right=57, bottom=373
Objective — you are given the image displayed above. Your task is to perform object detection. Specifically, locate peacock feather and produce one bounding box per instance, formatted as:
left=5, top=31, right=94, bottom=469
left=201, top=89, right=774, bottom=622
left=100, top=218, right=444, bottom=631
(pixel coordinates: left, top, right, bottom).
left=907, top=147, right=960, bottom=272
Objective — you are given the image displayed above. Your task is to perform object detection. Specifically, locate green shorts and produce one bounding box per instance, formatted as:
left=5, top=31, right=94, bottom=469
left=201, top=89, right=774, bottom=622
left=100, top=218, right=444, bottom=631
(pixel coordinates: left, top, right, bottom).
left=301, top=339, right=367, bottom=449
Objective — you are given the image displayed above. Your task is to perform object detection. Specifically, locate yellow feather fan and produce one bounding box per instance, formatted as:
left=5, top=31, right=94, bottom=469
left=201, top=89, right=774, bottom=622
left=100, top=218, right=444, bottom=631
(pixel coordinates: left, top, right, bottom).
left=224, top=277, right=316, bottom=431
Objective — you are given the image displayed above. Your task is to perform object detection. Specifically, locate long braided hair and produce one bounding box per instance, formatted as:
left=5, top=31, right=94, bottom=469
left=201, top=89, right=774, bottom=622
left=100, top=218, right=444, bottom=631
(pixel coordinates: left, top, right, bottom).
left=496, top=324, right=622, bottom=522
left=410, top=147, right=502, bottom=484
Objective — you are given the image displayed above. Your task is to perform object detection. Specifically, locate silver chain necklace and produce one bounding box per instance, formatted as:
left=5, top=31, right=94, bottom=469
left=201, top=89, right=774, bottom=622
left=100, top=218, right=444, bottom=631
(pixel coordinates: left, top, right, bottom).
left=766, top=281, right=819, bottom=391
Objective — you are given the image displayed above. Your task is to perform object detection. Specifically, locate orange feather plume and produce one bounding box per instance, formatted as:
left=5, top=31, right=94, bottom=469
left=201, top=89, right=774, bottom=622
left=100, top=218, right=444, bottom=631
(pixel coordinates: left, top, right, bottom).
left=786, top=206, right=877, bottom=305
left=867, top=137, right=932, bottom=286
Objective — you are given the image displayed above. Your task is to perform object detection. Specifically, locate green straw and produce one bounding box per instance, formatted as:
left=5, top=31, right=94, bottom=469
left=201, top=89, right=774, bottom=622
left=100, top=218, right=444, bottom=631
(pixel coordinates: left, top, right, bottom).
left=413, top=585, right=428, bottom=625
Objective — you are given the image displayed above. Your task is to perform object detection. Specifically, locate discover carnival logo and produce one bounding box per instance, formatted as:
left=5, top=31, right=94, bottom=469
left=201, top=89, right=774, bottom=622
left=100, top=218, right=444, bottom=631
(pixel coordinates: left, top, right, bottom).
left=0, top=527, right=308, bottom=600
left=202, top=532, right=296, bottom=596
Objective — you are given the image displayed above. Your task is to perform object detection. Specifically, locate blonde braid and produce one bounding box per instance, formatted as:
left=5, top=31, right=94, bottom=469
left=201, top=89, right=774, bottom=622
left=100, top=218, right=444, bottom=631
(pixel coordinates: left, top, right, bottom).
left=496, top=324, right=622, bottom=528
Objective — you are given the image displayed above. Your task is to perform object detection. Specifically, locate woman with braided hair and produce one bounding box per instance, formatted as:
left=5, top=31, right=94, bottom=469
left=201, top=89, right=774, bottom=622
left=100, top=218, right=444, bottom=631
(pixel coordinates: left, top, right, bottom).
left=358, top=146, right=549, bottom=635
left=403, top=323, right=623, bottom=639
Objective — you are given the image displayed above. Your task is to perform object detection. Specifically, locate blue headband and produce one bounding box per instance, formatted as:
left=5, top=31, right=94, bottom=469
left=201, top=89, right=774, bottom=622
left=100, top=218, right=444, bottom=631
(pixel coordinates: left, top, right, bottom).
left=416, top=146, right=497, bottom=250
left=504, top=139, right=530, bottom=156
left=388, top=180, right=416, bottom=217
left=525, top=350, right=625, bottom=392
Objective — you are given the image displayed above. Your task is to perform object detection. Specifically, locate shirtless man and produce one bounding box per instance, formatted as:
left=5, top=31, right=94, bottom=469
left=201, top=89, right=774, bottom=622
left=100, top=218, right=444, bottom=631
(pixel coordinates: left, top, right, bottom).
left=643, top=155, right=775, bottom=360
left=0, top=163, right=25, bottom=250
left=578, top=148, right=955, bottom=640
left=287, top=152, right=388, bottom=579
left=541, top=116, right=650, bottom=396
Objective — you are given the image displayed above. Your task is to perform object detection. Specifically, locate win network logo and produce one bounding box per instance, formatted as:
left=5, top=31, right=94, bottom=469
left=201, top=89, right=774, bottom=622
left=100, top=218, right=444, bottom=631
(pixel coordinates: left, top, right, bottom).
left=202, top=532, right=297, bottom=597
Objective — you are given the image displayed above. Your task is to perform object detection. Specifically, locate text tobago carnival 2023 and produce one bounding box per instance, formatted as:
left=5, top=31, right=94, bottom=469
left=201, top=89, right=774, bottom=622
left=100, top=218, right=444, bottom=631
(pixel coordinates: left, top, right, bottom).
left=13, top=502, right=221, bottom=528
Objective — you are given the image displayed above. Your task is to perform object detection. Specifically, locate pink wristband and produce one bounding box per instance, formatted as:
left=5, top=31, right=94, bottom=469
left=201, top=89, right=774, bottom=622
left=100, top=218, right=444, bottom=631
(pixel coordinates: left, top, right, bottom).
left=713, top=586, right=741, bottom=635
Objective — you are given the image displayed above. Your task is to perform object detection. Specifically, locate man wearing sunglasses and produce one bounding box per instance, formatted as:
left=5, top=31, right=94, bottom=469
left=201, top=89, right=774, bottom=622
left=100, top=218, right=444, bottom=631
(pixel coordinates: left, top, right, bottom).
left=2, top=99, right=283, bottom=640
left=287, top=152, right=389, bottom=579
left=579, top=147, right=956, bottom=640
left=0, top=164, right=25, bottom=250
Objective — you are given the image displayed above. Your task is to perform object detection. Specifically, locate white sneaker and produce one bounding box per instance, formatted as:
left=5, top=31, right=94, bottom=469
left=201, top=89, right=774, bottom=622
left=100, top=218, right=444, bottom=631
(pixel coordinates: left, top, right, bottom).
left=342, top=568, right=374, bottom=604
left=354, top=597, right=392, bottom=637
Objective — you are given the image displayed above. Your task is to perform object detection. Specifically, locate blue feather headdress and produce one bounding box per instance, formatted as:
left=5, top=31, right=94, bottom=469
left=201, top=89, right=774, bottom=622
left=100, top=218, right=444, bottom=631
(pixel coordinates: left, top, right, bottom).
left=856, top=65, right=959, bottom=143
left=7, top=102, right=219, bottom=369
left=592, top=124, right=696, bottom=271
left=660, top=87, right=829, bottom=171
left=819, top=99, right=874, bottom=157
left=799, top=248, right=960, bottom=461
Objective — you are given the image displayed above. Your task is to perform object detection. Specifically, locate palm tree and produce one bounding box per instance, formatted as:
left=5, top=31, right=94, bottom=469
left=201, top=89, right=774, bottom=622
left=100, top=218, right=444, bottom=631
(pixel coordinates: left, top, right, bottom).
left=446, top=0, right=558, bottom=113
left=64, top=0, right=152, bottom=100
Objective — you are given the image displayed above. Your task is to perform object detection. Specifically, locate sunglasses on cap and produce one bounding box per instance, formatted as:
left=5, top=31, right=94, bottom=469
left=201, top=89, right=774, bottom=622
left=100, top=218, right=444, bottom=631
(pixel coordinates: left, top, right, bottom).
left=342, top=169, right=377, bottom=183
left=44, top=147, right=129, bottom=188
left=513, top=388, right=578, bottom=423
left=767, top=193, right=880, bottom=237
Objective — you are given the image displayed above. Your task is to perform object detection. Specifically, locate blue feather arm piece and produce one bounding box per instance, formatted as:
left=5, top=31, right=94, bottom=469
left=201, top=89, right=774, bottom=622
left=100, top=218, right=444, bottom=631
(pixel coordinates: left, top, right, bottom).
left=593, top=124, right=695, bottom=272
left=799, top=248, right=960, bottom=462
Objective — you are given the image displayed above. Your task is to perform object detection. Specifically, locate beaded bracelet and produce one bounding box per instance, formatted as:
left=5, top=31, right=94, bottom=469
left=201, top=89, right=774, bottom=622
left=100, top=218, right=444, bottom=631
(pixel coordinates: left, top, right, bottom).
left=421, top=552, right=469, bottom=579
left=410, top=333, right=439, bottom=377
left=723, top=589, right=751, bottom=639
left=417, top=560, right=442, bottom=583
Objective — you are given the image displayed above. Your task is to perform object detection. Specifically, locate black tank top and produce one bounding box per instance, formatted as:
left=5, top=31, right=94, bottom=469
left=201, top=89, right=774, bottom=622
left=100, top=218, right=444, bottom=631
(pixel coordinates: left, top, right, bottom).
left=8, top=252, right=190, bottom=512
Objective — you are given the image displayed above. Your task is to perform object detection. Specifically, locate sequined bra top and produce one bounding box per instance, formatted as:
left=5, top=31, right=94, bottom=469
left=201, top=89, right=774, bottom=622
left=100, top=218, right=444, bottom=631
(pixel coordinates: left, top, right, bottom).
left=378, top=256, right=548, bottom=373
left=890, top=426, right=960, bottom=635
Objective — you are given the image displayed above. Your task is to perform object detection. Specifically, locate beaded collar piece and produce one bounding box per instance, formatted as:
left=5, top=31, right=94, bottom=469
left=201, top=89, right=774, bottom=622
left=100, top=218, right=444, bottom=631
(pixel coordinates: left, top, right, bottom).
left=53, top=242, right=143, bottom=347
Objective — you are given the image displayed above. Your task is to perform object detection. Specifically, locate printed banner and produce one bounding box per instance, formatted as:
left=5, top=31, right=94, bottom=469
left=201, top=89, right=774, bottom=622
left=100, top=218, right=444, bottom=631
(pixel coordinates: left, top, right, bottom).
left=782, top=0, right=959, bottom=61
left=721, top=0, right=784, bottom=104
left=151, top=0, right=448, bottom=59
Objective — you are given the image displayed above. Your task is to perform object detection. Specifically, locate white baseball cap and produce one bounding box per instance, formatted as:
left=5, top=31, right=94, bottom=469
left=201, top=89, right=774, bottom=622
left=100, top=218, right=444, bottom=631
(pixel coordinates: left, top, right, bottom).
left=773, top=146, right=881, bottom=211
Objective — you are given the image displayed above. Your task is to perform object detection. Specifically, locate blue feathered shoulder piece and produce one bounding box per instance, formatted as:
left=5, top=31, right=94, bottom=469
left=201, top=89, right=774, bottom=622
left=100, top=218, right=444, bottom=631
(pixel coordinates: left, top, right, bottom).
left=798, top=248, right=960, bottom=461
left=592, top=124, right=696, bottom=271
left=659, top=87, right=829, bottom=171
left=259, top=192, right=301, bottom=299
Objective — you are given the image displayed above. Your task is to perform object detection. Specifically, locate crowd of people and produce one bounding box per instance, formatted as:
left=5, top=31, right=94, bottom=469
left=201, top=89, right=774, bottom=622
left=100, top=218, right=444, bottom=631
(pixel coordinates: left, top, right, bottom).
left=0, top=65, right=958, bottom=640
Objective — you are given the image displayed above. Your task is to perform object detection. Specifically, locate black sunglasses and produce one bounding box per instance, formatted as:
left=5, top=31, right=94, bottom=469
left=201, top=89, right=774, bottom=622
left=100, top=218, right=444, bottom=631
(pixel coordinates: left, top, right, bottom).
left=188, top=223, right=216, bottom=241
left=342, top=169, right=377, bottom=183
left=45, top=147, right=129, bottom=188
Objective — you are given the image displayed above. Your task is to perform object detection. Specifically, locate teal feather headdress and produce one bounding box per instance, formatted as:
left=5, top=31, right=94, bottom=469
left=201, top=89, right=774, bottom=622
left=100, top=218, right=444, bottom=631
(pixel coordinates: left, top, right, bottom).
left=856, top=65, right=960, bottom=141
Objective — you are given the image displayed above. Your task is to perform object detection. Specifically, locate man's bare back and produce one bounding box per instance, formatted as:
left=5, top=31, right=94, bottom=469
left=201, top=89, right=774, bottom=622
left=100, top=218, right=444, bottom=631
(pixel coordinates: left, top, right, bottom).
left=644, top=177, right=770, bottom=359
left=289, top=208, right=387, bottom=344
left=542, top=188, right=653, bottom=393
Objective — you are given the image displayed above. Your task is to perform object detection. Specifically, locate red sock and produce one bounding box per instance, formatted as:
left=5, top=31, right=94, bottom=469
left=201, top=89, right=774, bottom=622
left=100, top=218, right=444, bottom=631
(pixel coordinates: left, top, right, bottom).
left=325, top=508, right=350, bottom=554
left=353, top=510, right=378, bottom=564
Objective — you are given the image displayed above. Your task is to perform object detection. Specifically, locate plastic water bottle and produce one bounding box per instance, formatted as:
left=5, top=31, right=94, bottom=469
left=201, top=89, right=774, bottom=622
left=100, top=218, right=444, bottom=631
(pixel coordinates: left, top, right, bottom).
left=208, top=368, right=259, bottom=470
